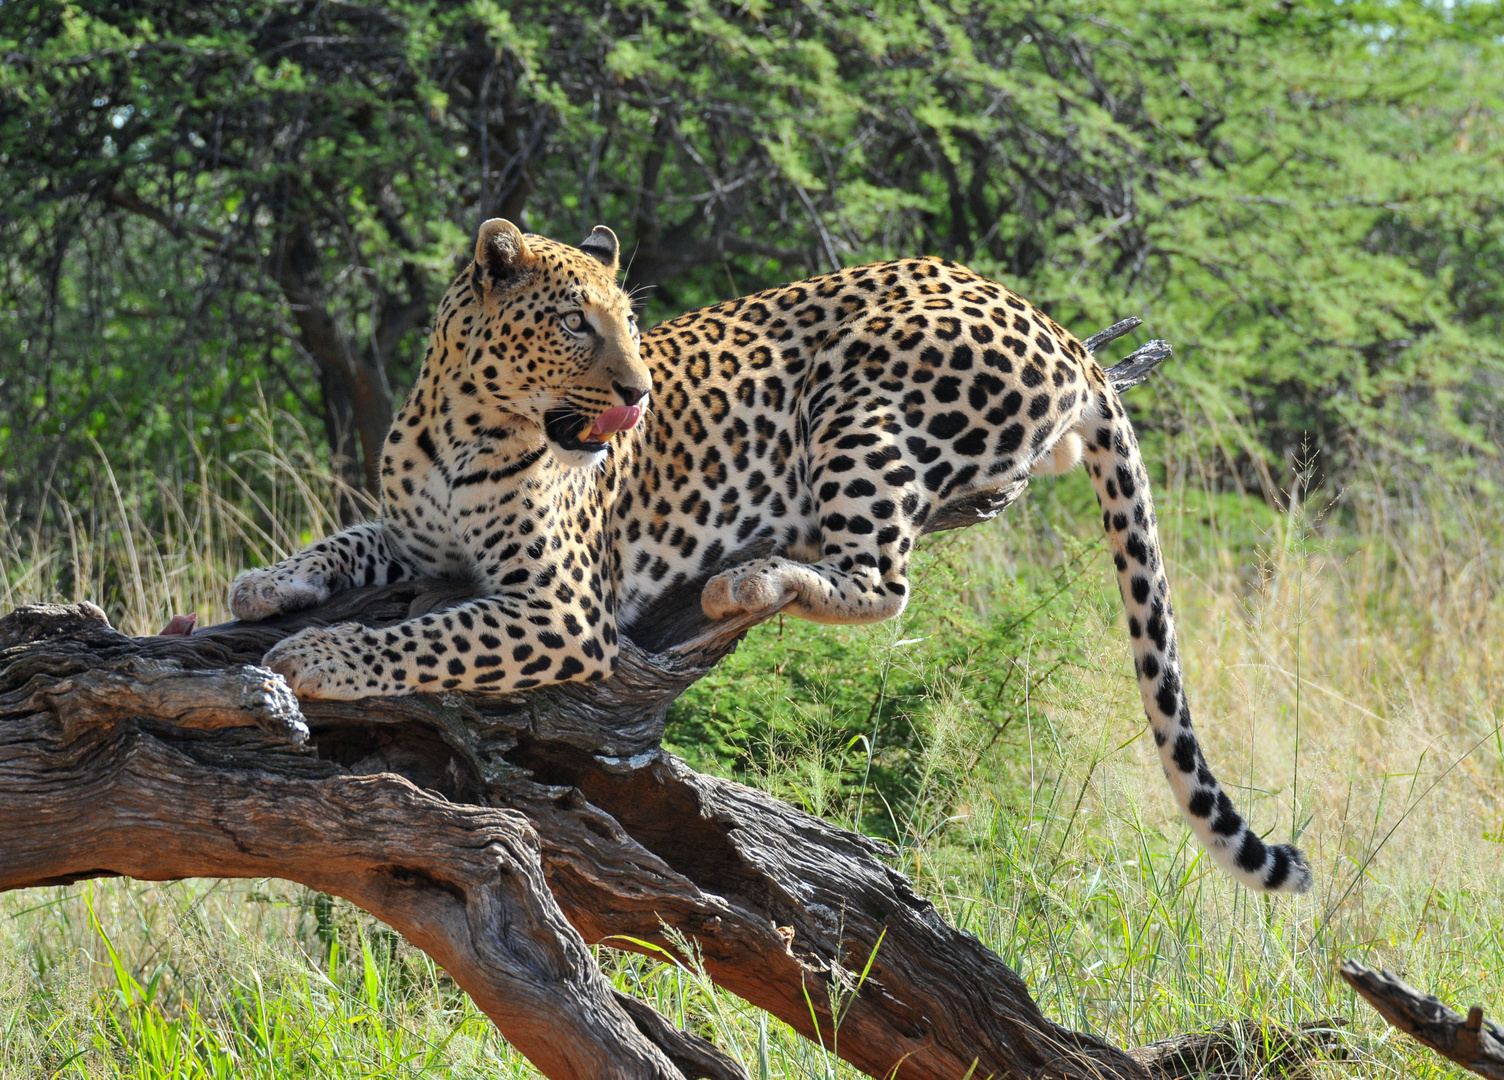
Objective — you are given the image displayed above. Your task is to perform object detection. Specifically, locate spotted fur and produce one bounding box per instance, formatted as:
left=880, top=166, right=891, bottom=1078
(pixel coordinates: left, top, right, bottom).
left=233, top=219, right=1312, bottom=893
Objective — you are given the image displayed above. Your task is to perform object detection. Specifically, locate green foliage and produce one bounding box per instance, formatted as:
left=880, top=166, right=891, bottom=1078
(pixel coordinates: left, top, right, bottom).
left=2, top=882, right=534, bottom=1077
left=665, top=529, right=1107, bottom=842
left=4, top=0, right=1503, bottom=527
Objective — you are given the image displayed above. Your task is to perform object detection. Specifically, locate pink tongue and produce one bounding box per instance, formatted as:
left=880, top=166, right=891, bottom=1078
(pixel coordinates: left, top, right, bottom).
left=158, top=613, right=197, bottom=636
left=590, top=404, right=642, bottom=437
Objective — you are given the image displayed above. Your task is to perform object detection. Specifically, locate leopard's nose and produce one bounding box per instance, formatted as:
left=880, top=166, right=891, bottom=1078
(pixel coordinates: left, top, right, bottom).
left=612, top=381, right=649, bottom=406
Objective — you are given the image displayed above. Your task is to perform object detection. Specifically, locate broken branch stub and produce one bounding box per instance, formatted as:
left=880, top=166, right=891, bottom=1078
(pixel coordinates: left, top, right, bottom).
left=0, top=323, right=1175, bottom=1080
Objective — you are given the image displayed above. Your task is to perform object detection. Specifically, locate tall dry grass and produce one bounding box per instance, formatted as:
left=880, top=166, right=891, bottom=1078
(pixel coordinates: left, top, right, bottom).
left=934, top=447, right=1504, bottom=1072
left=0, top=405, right=367, bottom=635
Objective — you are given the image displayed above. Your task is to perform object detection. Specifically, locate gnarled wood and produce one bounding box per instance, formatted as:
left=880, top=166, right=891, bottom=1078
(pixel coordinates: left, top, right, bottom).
left=1130, top=1019, right=1345, bottom=1079
left=0, top=330, right=1175, bottom=1080
left=0, top=603, right=738, bottom=1080
left=1341, top=961, right=1504, bottom=1079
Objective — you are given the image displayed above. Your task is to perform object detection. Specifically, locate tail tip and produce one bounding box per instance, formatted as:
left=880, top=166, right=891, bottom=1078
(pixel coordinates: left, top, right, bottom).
left=1261, top=843, right=1313, bottom=894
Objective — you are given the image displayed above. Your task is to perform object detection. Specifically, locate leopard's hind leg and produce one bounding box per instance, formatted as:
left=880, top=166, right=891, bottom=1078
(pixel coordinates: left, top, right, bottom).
left=703, top=368, right=927, bottom=626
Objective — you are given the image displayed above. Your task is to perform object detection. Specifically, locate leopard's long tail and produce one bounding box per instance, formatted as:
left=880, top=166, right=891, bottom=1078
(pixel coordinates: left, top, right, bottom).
left=1079, top=373, right=1312, bottom=893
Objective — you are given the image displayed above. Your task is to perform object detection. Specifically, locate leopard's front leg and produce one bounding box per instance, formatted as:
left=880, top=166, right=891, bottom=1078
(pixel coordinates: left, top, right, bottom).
left=701, top=492, right=922, bottom=626
left=263, top=593, right=619, bottom=699
left=230, top=522, right=410, bottom=621
left=701, top=554, right=912, bottom=625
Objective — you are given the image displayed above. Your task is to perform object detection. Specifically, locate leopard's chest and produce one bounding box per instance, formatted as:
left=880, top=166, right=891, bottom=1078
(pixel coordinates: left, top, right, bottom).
left=381, top=427, right=604, bottom=588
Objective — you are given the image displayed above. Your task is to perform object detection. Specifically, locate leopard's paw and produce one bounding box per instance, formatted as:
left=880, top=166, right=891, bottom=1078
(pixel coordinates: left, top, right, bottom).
left=702, top=558, right=801, bottom=621
left=263, top=624, right=395, bottom=700
left=230, top=566, right=327, bottom=621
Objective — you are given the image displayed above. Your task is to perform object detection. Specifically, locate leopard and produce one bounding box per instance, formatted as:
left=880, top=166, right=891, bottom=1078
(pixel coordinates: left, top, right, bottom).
left=231, top=218, right=1312, bottom=894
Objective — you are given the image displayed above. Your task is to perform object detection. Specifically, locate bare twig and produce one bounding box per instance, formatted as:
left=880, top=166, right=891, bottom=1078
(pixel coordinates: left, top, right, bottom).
left=1084, top=316, right=1143, bottom=353
left=1085, top=315, right=1175, bottom=393
left=1105, top=339, right=1175, bottom=393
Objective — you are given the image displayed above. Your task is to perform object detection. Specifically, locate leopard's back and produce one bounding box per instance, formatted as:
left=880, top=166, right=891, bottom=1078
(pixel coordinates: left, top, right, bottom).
left=614, top=256, right=1092, bottom=626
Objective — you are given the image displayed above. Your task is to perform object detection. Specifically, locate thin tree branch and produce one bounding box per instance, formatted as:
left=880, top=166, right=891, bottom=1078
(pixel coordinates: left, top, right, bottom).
left=1341, top=961, right=1504, bottom=1079
left=103, top=187, right=255, bottom=264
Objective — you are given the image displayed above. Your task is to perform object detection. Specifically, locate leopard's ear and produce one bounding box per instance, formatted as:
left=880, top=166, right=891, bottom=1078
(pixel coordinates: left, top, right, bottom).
left=579, top=225, right=619, bottom=274
left=475, top=219, right=535, bottom=285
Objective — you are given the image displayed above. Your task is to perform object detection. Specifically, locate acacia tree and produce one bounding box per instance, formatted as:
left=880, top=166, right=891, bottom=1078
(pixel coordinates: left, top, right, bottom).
left=3, top=0, right=1502, bottom=524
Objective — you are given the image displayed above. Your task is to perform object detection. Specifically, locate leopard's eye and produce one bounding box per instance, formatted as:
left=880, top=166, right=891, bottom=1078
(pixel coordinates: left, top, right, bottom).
left=561, top=311, right=587, bottom=335
left=627, top=315, right=640, bottom=340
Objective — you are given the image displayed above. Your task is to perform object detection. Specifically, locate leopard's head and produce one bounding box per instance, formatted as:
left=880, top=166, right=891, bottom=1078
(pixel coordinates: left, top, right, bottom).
left=467, top=218, right=650, bottom=466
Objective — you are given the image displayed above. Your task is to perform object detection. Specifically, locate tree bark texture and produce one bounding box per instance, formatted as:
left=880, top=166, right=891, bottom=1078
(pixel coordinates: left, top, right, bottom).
left=0, top=341, right=1185, bottom=1080
left=1126, top=1019, right=1346, bottom=1080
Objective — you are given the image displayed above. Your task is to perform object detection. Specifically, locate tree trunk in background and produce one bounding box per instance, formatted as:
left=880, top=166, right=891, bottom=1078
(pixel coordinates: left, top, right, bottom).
left=271, top=221, right=397, bottom=520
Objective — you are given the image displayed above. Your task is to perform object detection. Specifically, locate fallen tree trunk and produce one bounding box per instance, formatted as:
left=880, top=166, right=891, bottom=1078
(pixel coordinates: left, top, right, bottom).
left=0, top=336, right=1177, bottom=1080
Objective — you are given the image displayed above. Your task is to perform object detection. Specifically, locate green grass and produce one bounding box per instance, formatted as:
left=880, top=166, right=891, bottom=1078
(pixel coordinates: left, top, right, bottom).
left=2, top=415, right=1501, bottom=1078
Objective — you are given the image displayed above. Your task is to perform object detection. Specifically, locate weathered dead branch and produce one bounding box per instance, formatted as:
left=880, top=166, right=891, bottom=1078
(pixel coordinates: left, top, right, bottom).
left=1341, top=961, right=1504, bottom=1079
left=1129, top=1019, right=1345, bottom=1079
left=0, top=333, right=1178, bottom=1080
